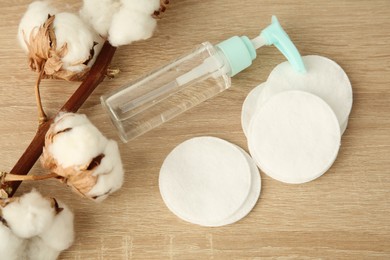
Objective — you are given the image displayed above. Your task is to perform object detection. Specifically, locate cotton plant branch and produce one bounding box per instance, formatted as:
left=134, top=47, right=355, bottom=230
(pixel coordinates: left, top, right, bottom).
left=35, top=65, right=47, bottom=124
left=2, top=0, right=171, bottom=198
left=1, top=172, right=58, bottom=183
left=1, top=41, right=116, bottom=197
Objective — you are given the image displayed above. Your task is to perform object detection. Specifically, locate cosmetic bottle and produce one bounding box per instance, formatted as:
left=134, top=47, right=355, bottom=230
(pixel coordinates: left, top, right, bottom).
left=101, top=16, right=305, bottom=142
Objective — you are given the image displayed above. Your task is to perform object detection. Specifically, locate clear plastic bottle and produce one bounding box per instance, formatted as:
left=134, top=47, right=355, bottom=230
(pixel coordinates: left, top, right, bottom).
left=101, top=16, right=305, bottom=142
left=101, top=42, right=231, bottom=142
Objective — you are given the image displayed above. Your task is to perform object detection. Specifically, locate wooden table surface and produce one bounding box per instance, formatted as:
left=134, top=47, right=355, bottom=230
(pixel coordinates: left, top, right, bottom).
left=0, top=0, right=389, bottom=259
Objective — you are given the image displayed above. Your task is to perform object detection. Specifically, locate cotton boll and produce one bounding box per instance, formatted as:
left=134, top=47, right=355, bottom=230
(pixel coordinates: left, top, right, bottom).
left=52, top=112, right=90, bottom=133
left=38, top=201, right=74, bottom=252
left=53, top=12, right=100, bottom=72
left=87, top=140, right=124, bottom=201
left=1, top=189, right=55, bottom=238
left=1, top=192, right=74, bottom=259
left=18, top=1, right=56, bottom=52
left=80, top=0, right=122, bottom=37
left=27, top=236, right=61, bottom=260
left=121, top=0, right=160, bottom=14
left=41, top=112, right=125, bottom=201
left=18, top=1, right=103, bottom=81
left=80, top=0, right=160, bottom=46
left=0, top=224, right=27, bottom=260
left=49, top=122, right=107, bottom=168
left=108, top=9, right=157, bottom=46
left=46, top=113, right=108, bottom=168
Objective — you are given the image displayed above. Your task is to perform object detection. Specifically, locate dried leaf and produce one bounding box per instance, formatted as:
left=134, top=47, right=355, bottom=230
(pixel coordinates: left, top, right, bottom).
left=0, top=189, right=8, bottom=200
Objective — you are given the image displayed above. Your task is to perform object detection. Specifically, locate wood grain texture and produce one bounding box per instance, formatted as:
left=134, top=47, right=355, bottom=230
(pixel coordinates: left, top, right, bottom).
left=0, top=0, right=389, bottom=259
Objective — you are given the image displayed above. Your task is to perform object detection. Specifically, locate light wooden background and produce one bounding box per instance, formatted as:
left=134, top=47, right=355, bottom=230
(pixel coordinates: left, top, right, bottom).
left=0, top=0, right=389, bottom=259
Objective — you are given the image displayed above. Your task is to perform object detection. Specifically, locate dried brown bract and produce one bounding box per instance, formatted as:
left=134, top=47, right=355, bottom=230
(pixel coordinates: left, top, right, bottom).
left=26, top=15, right=91, bottom=82
left=153, top=0, right=170, bottom=19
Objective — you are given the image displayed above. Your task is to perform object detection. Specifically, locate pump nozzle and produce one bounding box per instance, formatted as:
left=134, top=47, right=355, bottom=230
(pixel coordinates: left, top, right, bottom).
left=256, top=16, right=306, bottom=73
left=217, top=15, right=306, bottom=76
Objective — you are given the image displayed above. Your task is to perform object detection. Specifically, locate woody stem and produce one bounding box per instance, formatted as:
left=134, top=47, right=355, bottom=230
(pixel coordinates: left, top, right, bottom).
left=35, top=64, right=47, bottom=124
left=1, top=172, right=58, bottom=183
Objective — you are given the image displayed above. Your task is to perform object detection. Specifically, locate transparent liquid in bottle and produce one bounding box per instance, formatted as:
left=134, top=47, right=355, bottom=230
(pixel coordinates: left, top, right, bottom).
left=101, top=42, right=231, bottom=142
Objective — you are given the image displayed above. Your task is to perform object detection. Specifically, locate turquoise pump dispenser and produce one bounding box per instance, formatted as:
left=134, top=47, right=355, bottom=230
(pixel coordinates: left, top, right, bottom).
left=259, top=16, right=306, bottom=73
left=217, top=15, right=306, bottom=76
left=176, top=15, right=305, bottom=86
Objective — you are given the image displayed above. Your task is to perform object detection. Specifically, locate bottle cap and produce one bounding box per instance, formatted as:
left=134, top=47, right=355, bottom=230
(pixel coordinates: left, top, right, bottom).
left=217, top=15, right=306, bottom=76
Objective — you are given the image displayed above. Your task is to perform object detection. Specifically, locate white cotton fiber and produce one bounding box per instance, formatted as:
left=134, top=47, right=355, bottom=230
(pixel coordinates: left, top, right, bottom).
left=2, top=189, right=55, bottom=238
left=121, top=0, right=160, bottom=14
left=0, top=224, right=27, bottom=260
left=241, top=83, right=266, bottom=137
left=159, top=137, right=252, bottom=226
left=80, top=0, right=122, bottom=37
left=17, top=1, right=56, bottom=52
left=52, top=112, right=90, bottom=132
left=248, top=90, right=341, bottom=184
left=49, top=113, right=108, bottom=168
left=259, top=55, right=352, bottom=133
left=53, top=12, right=99, bottom=72
left=1, top=191, right=74, bottom=259
left=38, top=201, right=74, bottom=251
left=217, top=145, right=261, bottom=226
left=27, top=201, right=74, bottom=259
left=27, top=236, right=61, bottom=260
left=108, top=8, right=157, bottom=47
left=87, top=140, right=125, bottom=202
left=80, top=0, right=160, bottom=46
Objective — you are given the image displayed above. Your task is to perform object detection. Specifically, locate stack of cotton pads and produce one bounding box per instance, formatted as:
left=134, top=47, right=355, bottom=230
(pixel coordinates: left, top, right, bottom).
left=243, top=55, right=352, bottom=183
left=242, top=55, right=352, bottom=135
left=159, top=55, right=352, bottom=226
left=159, top=137, right=261, bottom=227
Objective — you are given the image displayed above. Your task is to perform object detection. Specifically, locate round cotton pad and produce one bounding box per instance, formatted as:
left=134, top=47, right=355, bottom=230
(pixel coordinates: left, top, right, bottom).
left=241, top=83, right=266, bottom=137
left=159, top=137, right=252, bottom=226
left=218, top=145, right=261, bottom=226
left=248, top=90, right=341, bottom=184
left=259, top=55, right=352, bottom=134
